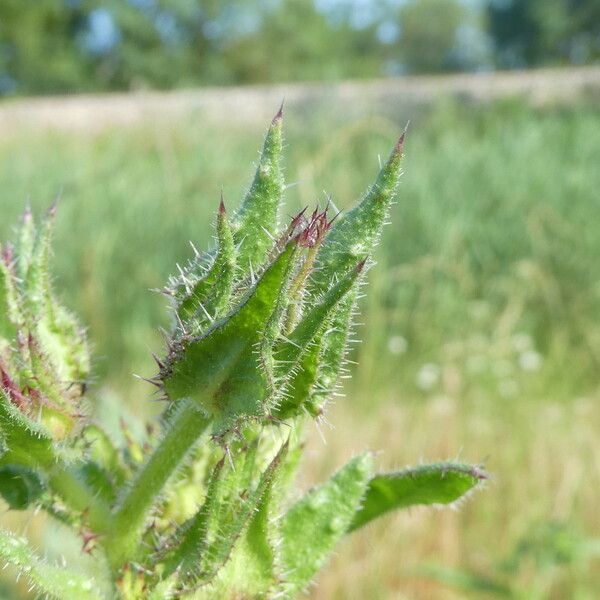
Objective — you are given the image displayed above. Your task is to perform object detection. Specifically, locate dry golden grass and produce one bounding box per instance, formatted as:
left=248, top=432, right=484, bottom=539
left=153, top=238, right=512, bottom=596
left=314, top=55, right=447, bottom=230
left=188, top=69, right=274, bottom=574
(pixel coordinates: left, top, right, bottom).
left=298, top=392, right=600, bottom=599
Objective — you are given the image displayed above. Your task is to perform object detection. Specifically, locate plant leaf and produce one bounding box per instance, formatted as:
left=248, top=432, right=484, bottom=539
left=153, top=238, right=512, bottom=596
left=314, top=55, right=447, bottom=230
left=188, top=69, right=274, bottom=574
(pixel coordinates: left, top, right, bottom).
left=0, top=389, right=54, bottom=466
left=349, top=462, right=488, bottom=532
left=0, top=464, right=44, bottom=510
left=233, top=107, right=284, bottom=273
left=26, top=206, right=90, bottom=384
left=272, top=259, right=365, bottom=418
left=202, top=441, right=290, bottom=598
left=0, top=529, right=102, bottom=600
left=163, top=241, right=299, bottom=429
left=311, top=133, right=405, bottom=293
left=276, top=258, right=365, bottom=369
left=307, top=134, right=405, bottom=413
left=176, top=199, right=237, bottom=331
left=164, top=441, right=288, bottom=588
left=279, top=453, right=373, bottom=595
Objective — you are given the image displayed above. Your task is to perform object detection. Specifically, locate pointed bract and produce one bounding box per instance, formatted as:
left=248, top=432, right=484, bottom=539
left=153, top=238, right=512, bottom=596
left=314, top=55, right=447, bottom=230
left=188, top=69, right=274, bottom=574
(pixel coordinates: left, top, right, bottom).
left=233, top=108, right=285, bottom=273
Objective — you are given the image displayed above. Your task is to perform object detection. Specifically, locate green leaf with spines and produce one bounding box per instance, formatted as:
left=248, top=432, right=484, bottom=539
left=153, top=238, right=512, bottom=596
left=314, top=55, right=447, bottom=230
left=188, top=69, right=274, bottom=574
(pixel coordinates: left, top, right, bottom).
left=164, top=440, right=288, bottom=589
left=0, top=529, right=103, bottom=600
left=349, top=462, right=488, bottom=532
left=279, top=453, right=374, bottom=596
left=176, top=199, right=237, bottom=332
left=161, top=456, right=226, bottom=580
left=0, top=389, right=54, bottom=467
left=233, top=106, right=284, bottom=274
left=272, top=259, right=365, bottom=418
left=202, top=441, right=290, bottom=599
left=163, top=240, right=300, bottom=430
left=307, top=293, right=356, bottom=415
left=310, top=133, right=405, bottom=293
left=275, top=258, right=365, bottom=369
left=306, top=134, right=405, bottom=414
left=275, top=338, right=322, bottom=419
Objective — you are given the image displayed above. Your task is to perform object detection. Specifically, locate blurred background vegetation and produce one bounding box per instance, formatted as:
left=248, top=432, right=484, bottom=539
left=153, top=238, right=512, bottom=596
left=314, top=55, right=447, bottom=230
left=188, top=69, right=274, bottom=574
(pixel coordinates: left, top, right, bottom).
left=1, top=0, right=600, bottom=95
left=1, top=1, right=600, bottom=599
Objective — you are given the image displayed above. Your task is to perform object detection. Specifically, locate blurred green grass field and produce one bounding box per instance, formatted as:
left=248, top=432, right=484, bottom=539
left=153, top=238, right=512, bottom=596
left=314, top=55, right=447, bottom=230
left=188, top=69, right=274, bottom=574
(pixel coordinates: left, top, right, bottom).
left=1, top=96, right=599, bottom=598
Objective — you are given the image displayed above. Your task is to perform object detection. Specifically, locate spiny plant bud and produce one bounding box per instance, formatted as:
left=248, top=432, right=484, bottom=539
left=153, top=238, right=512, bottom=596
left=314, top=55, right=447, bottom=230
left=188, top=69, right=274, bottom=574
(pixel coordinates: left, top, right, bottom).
left=0, top=206, right=90, bottom=442
left=0, top=112, right=486, bottom=600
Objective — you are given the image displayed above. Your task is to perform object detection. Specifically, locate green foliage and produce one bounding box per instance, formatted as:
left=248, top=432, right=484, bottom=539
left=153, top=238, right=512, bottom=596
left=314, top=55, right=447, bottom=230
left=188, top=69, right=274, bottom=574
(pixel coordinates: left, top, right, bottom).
left=279, top=453, right=374, bottom=595
left=0, top=530, right=101, bottom=600
left=1, top=0, right=598, bottom=96
left=0, top=464, right=44, bottom=510
left=349, top=462, right=487, bottom=532
left=0, top=110, right=485, bottom=598
left=394, top=0, right=468, bottom=73
left=488, top=0, right=600, bottom=68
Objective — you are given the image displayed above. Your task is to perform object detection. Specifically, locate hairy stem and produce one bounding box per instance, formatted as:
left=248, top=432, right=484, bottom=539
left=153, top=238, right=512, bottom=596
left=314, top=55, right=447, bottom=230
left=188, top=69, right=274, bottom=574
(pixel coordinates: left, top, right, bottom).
left=102, top=400, right=210, bottom=571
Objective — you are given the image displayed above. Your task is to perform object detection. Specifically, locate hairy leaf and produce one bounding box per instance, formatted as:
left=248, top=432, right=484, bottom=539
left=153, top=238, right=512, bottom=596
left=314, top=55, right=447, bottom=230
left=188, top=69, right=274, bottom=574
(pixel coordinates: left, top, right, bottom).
left=349, top=462, right=488, bottom=532
left=233, top=106, right=284, bottom=272
left=0, top=464, right=44, bottom=510
left=279, top=453, right=373, bottom=595
left=165, top=441, right=288, bottom=588
left=202, top=441, right=290, bottom=598
left=308, top=134, right=405, bottom=413
left=176, top=199, right=237, bottom=331
left=163, top=241, right=299, bottom=429
left=0, top=529, right=102, bottom=600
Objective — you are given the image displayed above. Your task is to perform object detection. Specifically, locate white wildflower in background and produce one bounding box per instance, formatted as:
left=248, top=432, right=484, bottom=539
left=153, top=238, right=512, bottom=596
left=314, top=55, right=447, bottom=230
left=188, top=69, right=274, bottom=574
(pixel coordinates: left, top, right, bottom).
left=388, top=335, right=408, bottom=355
left=512, top=332, right=532, bottom=353
left=519, top=350, right=542, bottom=372
left=416, top=363, right=440, bottom=391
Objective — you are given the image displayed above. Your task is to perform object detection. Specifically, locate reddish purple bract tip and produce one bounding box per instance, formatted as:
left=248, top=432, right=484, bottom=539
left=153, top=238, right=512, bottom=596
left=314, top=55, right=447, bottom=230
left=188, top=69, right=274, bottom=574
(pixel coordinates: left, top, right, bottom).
left=273, top=99, right=284, bottom=123
left=297, top=207, right=334, bottom=248
left=356, top=257, right=368, bottom=273
left=394, top=132, right=406, bottom=155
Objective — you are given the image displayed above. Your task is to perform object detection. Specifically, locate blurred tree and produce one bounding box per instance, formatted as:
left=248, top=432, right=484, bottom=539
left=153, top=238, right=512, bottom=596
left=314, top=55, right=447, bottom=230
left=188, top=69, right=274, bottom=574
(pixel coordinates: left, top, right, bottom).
left=88, top=0, right=239, bottom=89
left=488, top=0, right=600, bottom=67
left=222, top=0, right=381, bottom=83
left=0, top=0, right=598, bottom=95
left=393, top=0, right=468, bottom=73
left=0, top=0, right=92, bottom=94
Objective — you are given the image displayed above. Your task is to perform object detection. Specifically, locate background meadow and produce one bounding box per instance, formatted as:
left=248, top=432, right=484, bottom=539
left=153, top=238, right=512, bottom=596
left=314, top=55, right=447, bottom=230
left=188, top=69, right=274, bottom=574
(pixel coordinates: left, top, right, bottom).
left=1, top=93, right=599, bottom=598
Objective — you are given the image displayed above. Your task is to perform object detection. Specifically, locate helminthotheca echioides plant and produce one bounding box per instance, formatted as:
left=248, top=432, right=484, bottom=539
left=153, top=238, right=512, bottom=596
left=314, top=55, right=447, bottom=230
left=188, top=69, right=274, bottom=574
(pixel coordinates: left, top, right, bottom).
left=0, top=107, right=487, bottom=599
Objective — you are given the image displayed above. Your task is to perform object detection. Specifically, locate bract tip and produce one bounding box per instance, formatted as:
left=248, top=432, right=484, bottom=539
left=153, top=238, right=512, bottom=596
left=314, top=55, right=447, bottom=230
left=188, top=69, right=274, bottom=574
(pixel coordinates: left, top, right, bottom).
left=273, top=99, right=285, bottom=123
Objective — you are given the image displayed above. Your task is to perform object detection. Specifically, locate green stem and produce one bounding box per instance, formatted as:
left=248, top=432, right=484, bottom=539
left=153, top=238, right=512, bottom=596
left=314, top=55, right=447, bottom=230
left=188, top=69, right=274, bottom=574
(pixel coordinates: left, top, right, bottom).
left=103, top=400, right=210, bottom=571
